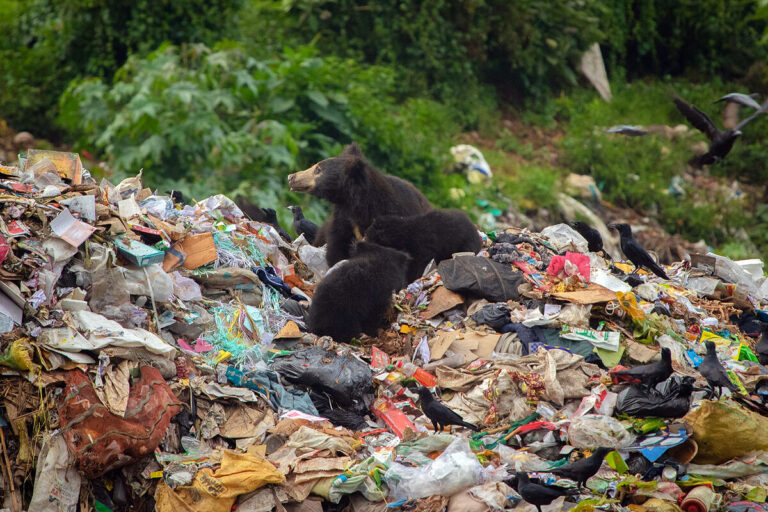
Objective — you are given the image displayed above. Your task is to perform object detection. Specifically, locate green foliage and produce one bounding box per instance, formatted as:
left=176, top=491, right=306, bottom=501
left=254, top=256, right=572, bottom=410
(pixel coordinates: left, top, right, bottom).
left=240, top=0, right=604, bottom=107
left=0, top=0, right=241, bottom=137
left=59, top=43, right=464, bottom=225
left=599, top=0, right=766, bottom=79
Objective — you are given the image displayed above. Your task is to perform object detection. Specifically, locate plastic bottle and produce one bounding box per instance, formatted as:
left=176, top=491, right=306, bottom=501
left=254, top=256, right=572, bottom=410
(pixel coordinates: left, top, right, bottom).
left=396, top=361, right=438, bottom=387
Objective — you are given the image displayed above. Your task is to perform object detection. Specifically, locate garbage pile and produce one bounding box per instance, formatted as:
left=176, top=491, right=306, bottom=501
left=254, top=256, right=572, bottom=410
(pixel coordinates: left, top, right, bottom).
left=1, top=149, right=768, bottom=512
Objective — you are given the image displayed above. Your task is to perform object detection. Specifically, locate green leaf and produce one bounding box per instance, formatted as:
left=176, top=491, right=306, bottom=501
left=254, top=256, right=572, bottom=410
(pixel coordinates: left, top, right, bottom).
left=306, top=90, right=328, bottom=107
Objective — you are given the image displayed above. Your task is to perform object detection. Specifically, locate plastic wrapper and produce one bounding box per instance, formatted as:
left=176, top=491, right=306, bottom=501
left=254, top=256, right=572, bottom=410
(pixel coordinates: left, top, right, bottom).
left=541, top=223, right=589, bottom=253
left=438, top=256, right=524, bottom=302
left=616, top=376, right=694, bottom=418
left=384, top=438, right=494, bottom=500
left=296, top=237, right=329, bottom=277
left=568, top=414, right=636, bottom=449
left=171, top=271, right=203, bottom=301
left=269, top=347, right=374, bottom=413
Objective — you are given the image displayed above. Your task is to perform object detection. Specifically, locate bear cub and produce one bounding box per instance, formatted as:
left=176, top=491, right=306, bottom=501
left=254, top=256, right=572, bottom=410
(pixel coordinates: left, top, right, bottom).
left=307, top=241, right=410, bottom=343
left=365, top=209, right=482, bottom=283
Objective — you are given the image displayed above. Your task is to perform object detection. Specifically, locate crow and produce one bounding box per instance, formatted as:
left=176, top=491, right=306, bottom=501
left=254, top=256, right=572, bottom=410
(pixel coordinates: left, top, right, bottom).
left=698, top=341, right=739, bottom=398
left=570, top=221, right=605, bottom=255
left=515, top=472, right=579, bottom=512
left=262, top=207, right=292, bottom=242
left=715, top=92, right=762, bottom=111
left=611, top=347, right=673, bottom=389
left=546, top=447, right=612, bottom=490
left=288, top=206, right=319, bottom=244
left=604, top=125, right=648, bottom=137
left=673, top=96, right=767, bottom=167
left=757, top=323, right=768, bottom=366
left=417, top=387, right=478, bottom=433
left=165, top=190, right=186, bottom=205
left=608, top=223, right=669, bottom=279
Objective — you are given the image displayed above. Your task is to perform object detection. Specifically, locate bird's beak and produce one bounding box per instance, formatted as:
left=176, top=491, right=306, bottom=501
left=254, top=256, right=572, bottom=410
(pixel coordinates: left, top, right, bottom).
left=607, top=223, right=617, bottom=229
left=735, top=130, right=743, bottom=136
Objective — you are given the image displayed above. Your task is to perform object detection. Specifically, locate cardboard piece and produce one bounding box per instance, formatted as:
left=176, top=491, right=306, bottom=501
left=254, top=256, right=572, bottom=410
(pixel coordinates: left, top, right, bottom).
left=275, top=321, right=301, bottom=340
left=462, top=331, right=501, bottom=358
left=429, top=331, right=460, bottom=361
left=162, top=245, right=187, bottom=272
left=421, top=287, right=464, bottom=319
left=24, top=149, right=82, bottom=185
left=180, top=233, right=217, bottom=269
left=113, top=236, right=165, bottom=267
left=551, top=282, right=616, bottom=304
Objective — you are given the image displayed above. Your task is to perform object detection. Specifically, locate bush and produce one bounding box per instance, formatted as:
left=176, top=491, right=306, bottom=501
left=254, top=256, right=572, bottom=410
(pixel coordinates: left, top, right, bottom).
left=59, top=43, right=467, bottom=227
left=0, top=0, right=242, bottom=137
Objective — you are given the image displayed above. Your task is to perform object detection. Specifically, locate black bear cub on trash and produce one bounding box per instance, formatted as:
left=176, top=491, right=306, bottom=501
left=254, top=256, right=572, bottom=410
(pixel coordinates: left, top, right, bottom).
left=365, top=209, right=483, bottom=283
left=288, top=143, right=431, bottom=267
left=307, top=241, right=411, bottom=343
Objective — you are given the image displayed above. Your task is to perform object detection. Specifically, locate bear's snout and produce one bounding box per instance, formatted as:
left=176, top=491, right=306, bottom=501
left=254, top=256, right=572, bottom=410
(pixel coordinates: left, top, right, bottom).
left=288, top=165, right=317, bottom=192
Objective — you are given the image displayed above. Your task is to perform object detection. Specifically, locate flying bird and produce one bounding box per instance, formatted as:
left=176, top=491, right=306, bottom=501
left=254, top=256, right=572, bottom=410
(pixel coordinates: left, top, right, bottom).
left=608, top=223, right=669, bottom=279
left=288, top=206, right=319, bottom=244
left=417, top=387, right=479, bottom=433
left=611, top=347, right=673, bottom=389
left=673, top=96, right=767, bottom=167
left=698, top=341, right=739, bottom=398
left=604, top=125, right=648, bottom=137
left=514, top=472, right=579, bottom=512
left=714, top=92, right=762, bottom=111
left=546, top=447, right=612, bottom=490
left=570, top=221, right=606, bottom=256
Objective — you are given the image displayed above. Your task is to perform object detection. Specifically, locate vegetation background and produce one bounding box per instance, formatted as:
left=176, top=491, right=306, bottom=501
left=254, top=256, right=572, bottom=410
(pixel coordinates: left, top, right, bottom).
left=3, top=0, right=768, bottom=260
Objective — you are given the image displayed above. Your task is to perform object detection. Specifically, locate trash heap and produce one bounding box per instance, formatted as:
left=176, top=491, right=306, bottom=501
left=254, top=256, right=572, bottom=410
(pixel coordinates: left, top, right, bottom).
left=1, top=150, right=768, bottom=512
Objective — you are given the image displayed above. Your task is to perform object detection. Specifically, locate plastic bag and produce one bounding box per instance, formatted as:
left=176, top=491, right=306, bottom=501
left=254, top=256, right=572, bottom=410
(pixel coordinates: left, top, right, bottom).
left=269, top=347, right=374, bottom=413
left=123, top=264, right=173, bottom=302
left=568, top=414, right=636, bottom=449
left=438, top=256, right=524, bottom=302
left=685, top=400, right=768, bottom=464
left=470, top=303, right=511, bottom=331
left=384, top=438, right=492, bottom=500
left=171, top=271, right=203, bottom=301
left=297, top=239, right=329, bottom=277
left=541, top=224, right=589, bottom=253
left=28, top=434, right=81, bottom=512
left=616, top=376, right=695, bottom=418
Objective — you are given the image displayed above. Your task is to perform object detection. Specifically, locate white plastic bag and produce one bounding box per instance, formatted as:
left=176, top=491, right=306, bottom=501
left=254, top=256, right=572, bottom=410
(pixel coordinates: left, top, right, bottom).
left=28, top=434, right=81, bottom=512
left=541, top=224, right=589, bottom=253
left=568, top=414, right=635, bottom=449
left=384, top=438, right=493, bottom=500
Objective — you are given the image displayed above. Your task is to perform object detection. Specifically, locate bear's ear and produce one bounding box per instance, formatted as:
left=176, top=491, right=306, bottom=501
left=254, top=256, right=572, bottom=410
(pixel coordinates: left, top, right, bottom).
left=343, top=142, right=363, bottom=157
left=345, top=157, right=368, bottom=186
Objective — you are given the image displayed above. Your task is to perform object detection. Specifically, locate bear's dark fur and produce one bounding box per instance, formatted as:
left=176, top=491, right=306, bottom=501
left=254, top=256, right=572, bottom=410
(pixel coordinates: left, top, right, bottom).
left=288, top=143, right=431, bottom=265
left=365, top=209, right=483, bottom=283
left=307, top=241, right=410, bottom=343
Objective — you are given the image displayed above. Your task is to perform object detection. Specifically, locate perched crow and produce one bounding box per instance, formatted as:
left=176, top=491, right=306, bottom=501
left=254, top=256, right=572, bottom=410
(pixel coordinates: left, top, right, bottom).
left=417, top=387, right=478, bottom=433
left=611, top=347, right=673, bottom=389
left=288, top=206, right=319, bottom=244
left=546, top=447, right=612, bottom=490
left=715, top=92, right=762, bottom=111
left=570, top=221, right=604, bottom=255
left=604, top=125, right=648, bottom=137
left=235, top=197, right=269, bottom=223
left=515, top=472, right=579, bottom=512
left=673, top=96, right=767, bottom=167
left=165, top=190, right=186, bottom=205
left=757, top=323, right=768, bottom=366
left=608, top=223, right=669, bottom=279
left=262, top=208, right=292, bottom=242
left=698, top=341, right=739, bottom=398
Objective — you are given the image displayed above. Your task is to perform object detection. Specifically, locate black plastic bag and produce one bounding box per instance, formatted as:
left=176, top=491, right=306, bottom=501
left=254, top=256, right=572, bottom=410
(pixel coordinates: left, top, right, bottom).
left=269, top=347, right=374, bottom=413
left=470, top=303, right=512, bottom=331
left=616, top=376, right=695, bottom=418
left=438, top=256, right=524, bottom=302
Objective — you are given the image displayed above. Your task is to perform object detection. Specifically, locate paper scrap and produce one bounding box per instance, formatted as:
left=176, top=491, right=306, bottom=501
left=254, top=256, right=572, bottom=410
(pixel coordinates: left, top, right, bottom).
left=50, top=209, right=95, bottom=247
left=118, top=196, right=142, bottom=219
left=561, top=325, right=620, bottom=352
left=61, top=195, right=96, bottom=222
